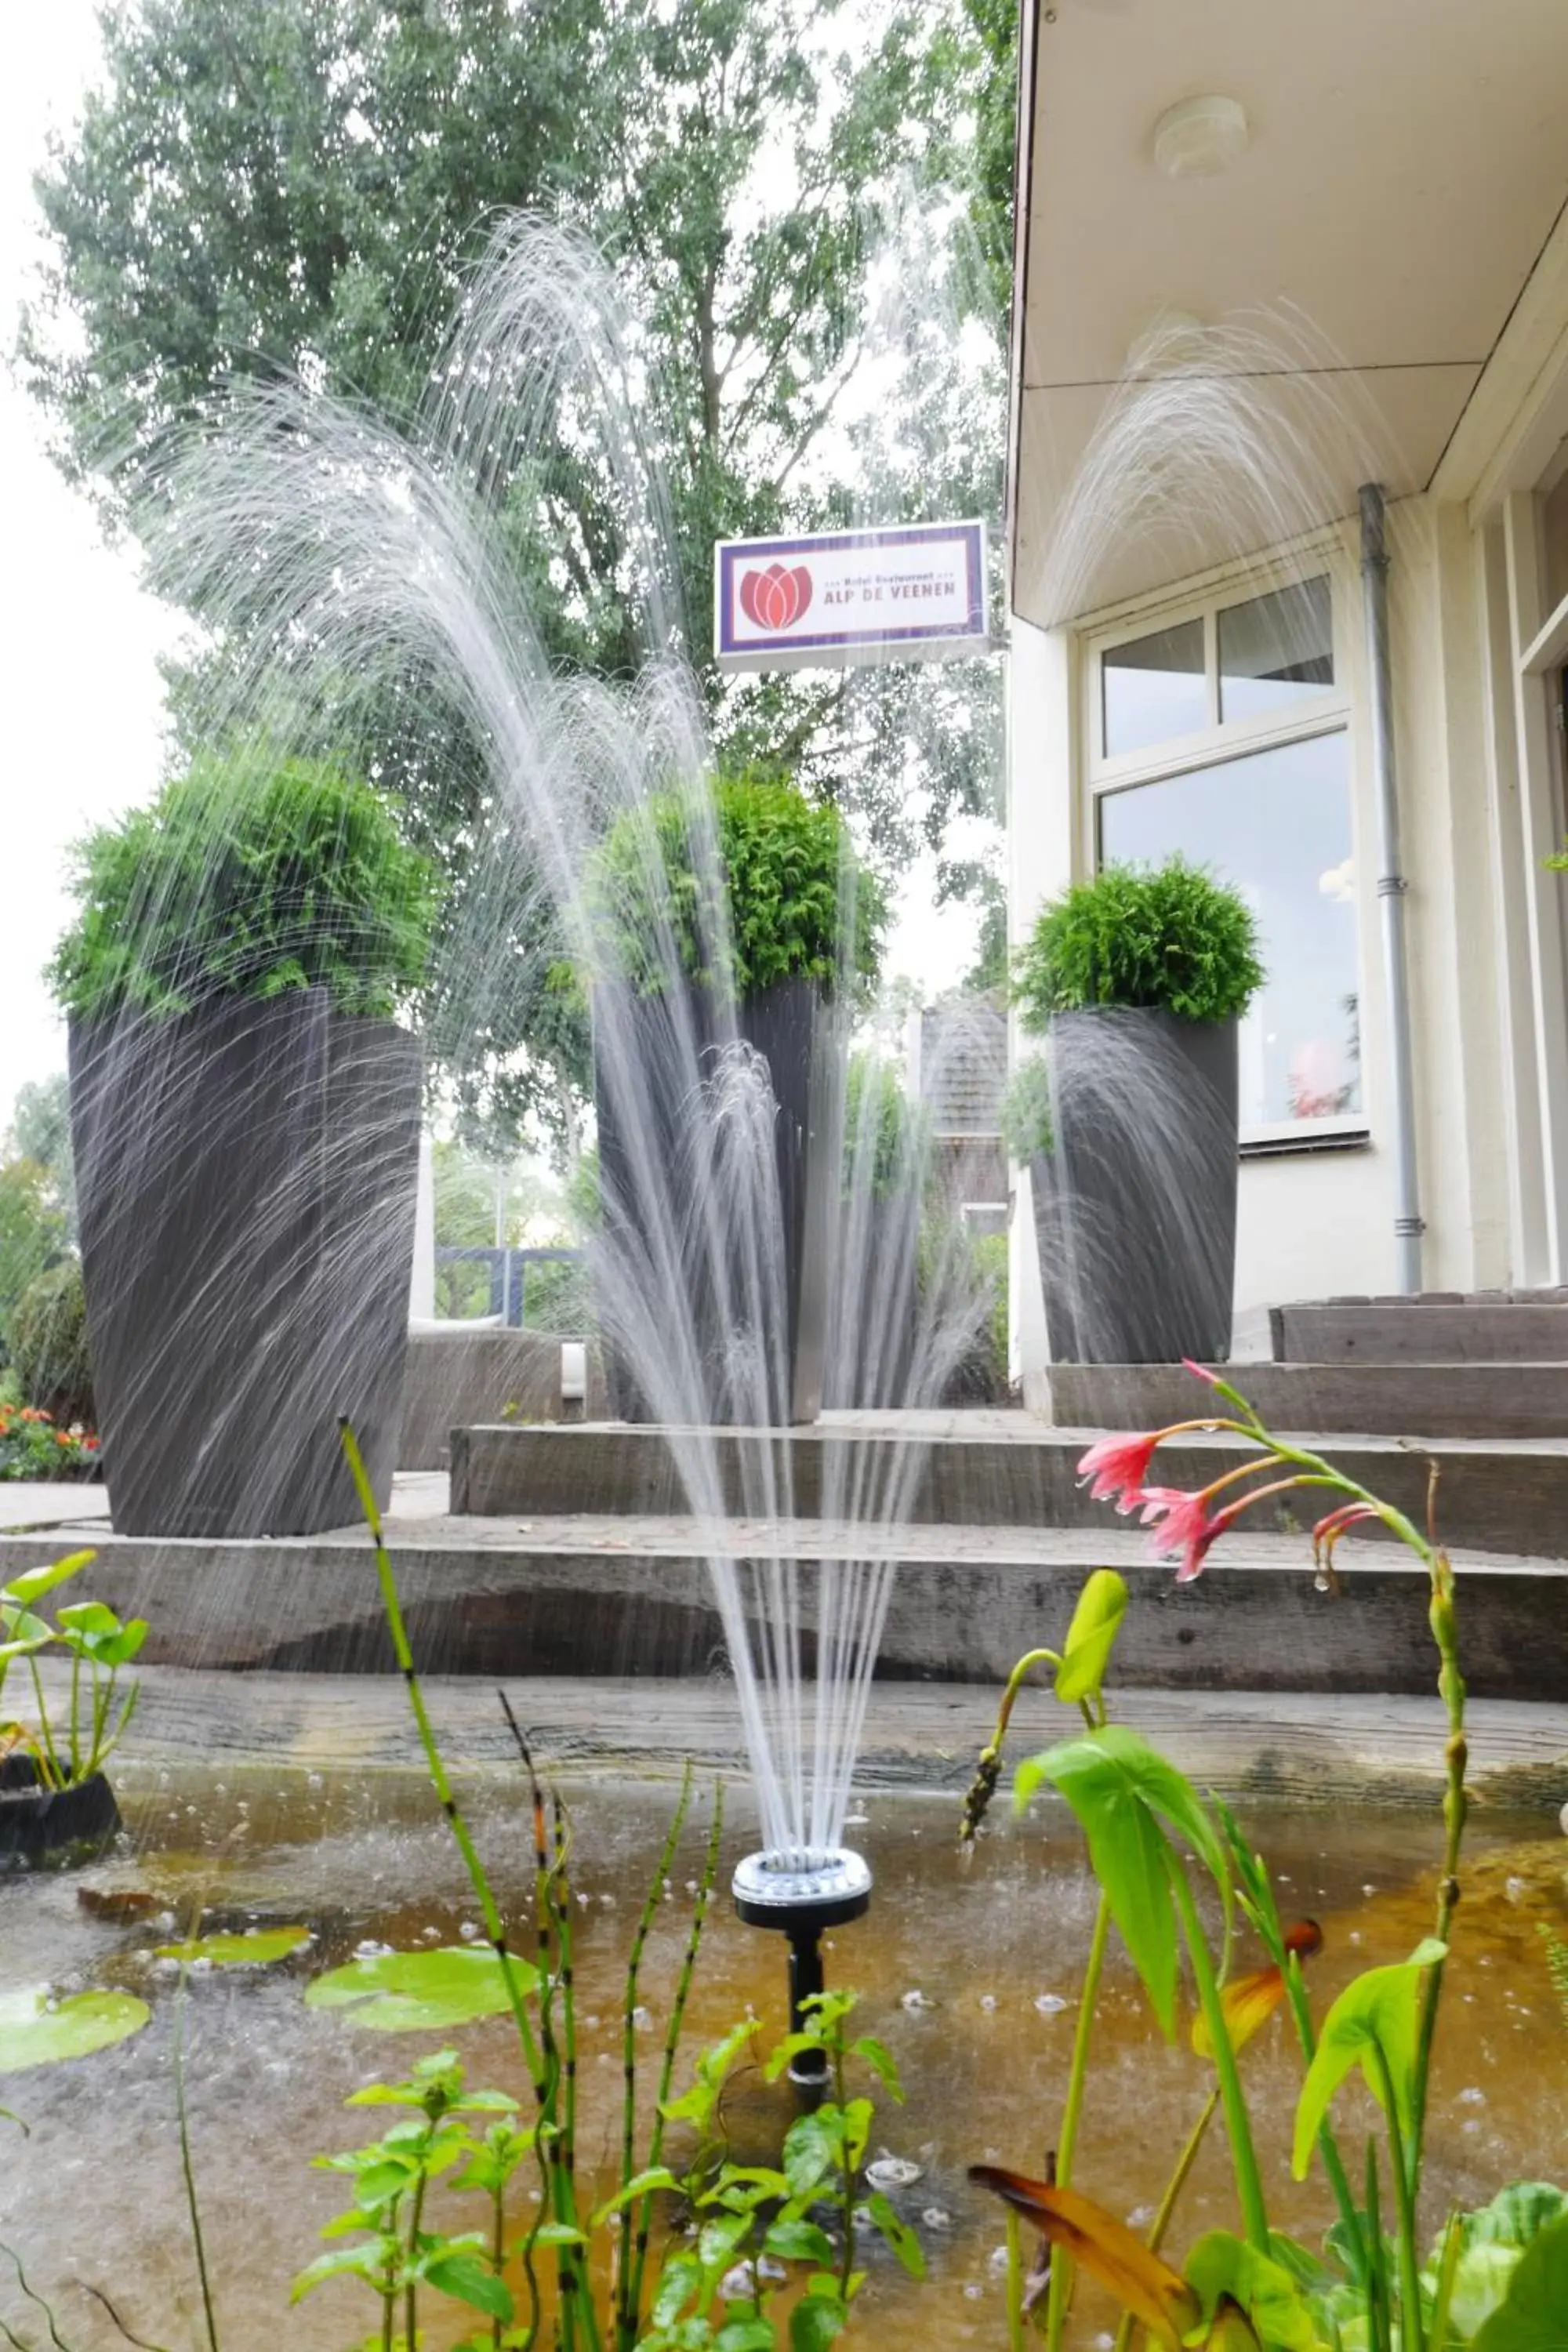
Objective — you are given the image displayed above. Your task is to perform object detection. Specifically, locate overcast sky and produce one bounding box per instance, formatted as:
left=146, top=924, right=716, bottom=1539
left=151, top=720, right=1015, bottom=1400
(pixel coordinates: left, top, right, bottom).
left=0, top=9, right=978, bottom=1140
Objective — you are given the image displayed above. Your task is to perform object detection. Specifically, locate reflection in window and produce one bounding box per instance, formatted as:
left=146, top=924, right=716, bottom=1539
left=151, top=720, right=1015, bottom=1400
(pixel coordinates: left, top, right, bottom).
left=1097, top=729, right=1359, bottom=1131
left=1218, top=577, right=1333, bottom=723
left=1102, top=618, right=1205, bottom=758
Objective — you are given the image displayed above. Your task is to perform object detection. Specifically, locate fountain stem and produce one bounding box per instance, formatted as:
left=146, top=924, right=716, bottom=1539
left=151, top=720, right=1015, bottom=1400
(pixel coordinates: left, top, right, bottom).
left=732, top=1846, right=872, bottom=2094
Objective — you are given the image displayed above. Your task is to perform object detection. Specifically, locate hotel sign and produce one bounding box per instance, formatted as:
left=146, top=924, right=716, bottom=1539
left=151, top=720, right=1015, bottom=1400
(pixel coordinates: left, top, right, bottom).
left=713, top=519, right=989, bottom=672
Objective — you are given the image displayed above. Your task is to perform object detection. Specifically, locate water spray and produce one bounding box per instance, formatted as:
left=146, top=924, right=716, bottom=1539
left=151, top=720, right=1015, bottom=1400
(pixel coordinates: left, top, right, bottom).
left=732, top=1846, right=872, bottom=2092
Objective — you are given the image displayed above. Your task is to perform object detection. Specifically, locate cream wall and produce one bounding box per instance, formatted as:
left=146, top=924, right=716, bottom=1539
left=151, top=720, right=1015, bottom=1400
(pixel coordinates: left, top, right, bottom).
left=1006, top=492, right=1523, bottom=1393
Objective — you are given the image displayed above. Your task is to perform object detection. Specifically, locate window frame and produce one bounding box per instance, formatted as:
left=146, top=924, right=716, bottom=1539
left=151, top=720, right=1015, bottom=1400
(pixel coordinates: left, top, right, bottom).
left=1082, top=558, right=1366, bottom=1149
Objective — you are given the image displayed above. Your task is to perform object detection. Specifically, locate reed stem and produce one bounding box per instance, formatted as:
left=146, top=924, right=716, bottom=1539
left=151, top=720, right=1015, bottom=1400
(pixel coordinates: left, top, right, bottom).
left=617, top=1767, right=694, bottom=2350
left=1167, top=1856, right=1269, bottom=2255
left=1043, top=1888, right=1112, bottom=2352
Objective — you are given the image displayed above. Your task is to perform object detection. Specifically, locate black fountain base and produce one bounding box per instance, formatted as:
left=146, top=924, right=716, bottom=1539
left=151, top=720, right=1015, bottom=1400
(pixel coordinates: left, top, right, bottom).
left=732, top=1846, right=872, bottom=2092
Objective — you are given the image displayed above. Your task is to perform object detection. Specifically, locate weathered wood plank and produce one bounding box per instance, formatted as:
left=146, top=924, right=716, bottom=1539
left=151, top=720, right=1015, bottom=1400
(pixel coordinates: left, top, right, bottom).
left=448, top=1419, right=1568, bottom=1555
left=3, top=1517, right=1563, bottom=1697
left=1272, top=1302, right=1568, bottom=1364
left=1046, top=1360, right=1563, bottom=1439
left=27, top=1664, right=1563, bottom=1815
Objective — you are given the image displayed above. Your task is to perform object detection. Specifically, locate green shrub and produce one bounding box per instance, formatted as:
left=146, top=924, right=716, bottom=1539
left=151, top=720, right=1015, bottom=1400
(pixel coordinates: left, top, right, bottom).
left=590, top=772, right=884, bottom=1000
left=1011, top=857, right=1264, bottom=1031
left=0, top=1159, right=66, bottom=1363
left=10, top=1258, right=94, bottom=1429
left=999, top=1055, right=1054, bottom=1162
left=843, top=1054, right=924, bottom=1200
left=50, top=752, right=441, bottom=1025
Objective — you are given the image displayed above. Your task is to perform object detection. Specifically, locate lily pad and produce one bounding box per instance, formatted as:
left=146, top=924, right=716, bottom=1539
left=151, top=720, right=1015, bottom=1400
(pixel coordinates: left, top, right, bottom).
left=0, top=1987, right=151, bottom=2074
left=155, top=1928, right=313, bottom=1967
left=304, top=1947, right=536, bottom=2033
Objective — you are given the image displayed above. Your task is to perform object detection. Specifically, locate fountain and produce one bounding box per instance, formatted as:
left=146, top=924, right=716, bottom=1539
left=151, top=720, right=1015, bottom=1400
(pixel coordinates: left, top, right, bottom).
left=94, top=210, right=995, bottom=2041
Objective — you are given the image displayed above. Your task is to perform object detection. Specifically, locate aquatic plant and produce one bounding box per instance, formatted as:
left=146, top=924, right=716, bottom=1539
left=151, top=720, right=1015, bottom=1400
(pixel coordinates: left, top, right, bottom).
left=1011, top=857, right=1264, bottom=1030
left=587, top=772, right=885, bottom=1004
left=49, top=750, right=441, bottom=1025
left=334, top=1421, right=916, bottom=2351
left=0, top=1551, right=143, bottom=1789
left=965, top=1365, right=1566, bottom=2352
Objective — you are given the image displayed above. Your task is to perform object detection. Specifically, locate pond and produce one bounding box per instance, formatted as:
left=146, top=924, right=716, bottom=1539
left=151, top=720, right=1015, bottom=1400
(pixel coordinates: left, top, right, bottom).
left=2, top=1765, right=1565, bottom=2349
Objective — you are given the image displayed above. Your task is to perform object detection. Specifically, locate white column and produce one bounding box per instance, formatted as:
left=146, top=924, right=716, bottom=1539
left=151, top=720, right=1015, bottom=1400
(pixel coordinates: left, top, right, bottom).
left=410, top=1131, right=437, bottom=1323
left=1006, top=612, right=1080, bottom=1409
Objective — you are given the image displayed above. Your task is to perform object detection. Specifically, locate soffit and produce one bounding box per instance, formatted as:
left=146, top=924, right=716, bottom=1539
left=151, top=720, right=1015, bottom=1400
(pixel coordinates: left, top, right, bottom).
left=1012, top=0, right=1568, bottom=627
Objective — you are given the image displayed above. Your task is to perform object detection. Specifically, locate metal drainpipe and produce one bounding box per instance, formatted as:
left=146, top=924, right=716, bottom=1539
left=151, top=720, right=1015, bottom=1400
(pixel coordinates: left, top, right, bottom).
left=1359, top=482, right=1425, bottom=1293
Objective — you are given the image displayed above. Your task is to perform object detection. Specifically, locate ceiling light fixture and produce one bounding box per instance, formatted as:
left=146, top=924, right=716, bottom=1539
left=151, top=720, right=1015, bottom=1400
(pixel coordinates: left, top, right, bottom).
left=1152, top=94, right=1249, bottom=179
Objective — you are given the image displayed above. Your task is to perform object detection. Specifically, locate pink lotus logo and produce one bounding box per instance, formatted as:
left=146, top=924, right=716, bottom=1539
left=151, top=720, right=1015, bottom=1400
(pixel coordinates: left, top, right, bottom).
left=739, top=561, right=812, bottom=632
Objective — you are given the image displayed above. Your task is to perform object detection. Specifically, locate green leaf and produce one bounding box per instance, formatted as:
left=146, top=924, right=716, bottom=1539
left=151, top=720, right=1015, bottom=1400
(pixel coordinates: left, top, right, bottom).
left=764, top=2219, right=836, bottom=2267
left=2, top=1553, right=93, bottom=1609
left=423, top=2252, right=514, bottom=2322
left=782, top=2111, right=840, bottom=2199
left=156, top=1928, right=312, bottom=1966
left=1054, top=1570, right=1128, bottom=1706
left=788, top=2292, right=848, bottom=2352
left=531, top=2221, right=588, bottom=2249
left=1472, top=2212, right=1568, bottom=2350
left=1015, top=1726, right=1230, bottom=2039
left=652, top=2254, right=702, bottom=2328
left=1291, top=1940, right=1446, bottom=2179
left=847, top=2035, right=903, bottom=2101
left=865, top=2194, right=925, bottom=2280
left=0, top=1987, right=151, bottom=2074
left=1183, top=2230, right=1316, bottom=2350
left=591, top=2165, right=681, bottom=2224
left=715, top=2321, right=775, bottom=2352
left=291, top=2239, right=396, bottom=2301
left=698, top=2213, right=751, bottom=2277
left=304, top=1947, right=535, bottom=2032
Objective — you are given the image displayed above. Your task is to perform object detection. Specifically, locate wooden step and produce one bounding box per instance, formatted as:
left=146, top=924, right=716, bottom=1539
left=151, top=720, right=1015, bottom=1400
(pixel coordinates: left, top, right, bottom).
left=1047, top=1359, right=1560, bottom=1439
left=1, top=1512, right=1563, bottom=1700
left=447, top=1413, right=1568, bottom=1557
left=1271, top=1298, right=1568, bottom=1364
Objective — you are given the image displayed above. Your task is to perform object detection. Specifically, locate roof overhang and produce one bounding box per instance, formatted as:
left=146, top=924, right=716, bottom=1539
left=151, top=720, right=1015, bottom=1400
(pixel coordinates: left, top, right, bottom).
left=1007, top=0, right=1568, bottom=630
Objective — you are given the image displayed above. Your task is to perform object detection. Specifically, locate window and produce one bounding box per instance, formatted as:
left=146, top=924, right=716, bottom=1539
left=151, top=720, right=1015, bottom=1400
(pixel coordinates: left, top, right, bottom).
left=1091, top=574, right=1360, bottom=1143
left=1102, top=617, right=1205, bottom=757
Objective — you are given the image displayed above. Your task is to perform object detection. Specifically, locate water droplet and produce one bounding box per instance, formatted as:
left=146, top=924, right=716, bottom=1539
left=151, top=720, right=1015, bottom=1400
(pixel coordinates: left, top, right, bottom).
left=979, top=1993, right=997, bottom=2012
left=922, top=2207, right=952, bottom=2230
left=1458, top=2085, right=1484, bottom=2104
left=1313, top=1568, right=1330, bottom=1593
left=989, top=2244, right=1011, bottom=2274
left=459, top=1921, right=480, bottom=1941
left=963, top=2284, right=984, bottom=2302
left=900, top=1988, right=931, bottom=2013
left=1034, top=1992, right=1067, bottom=2015
left=632, top=2005, right=652, bottom=2031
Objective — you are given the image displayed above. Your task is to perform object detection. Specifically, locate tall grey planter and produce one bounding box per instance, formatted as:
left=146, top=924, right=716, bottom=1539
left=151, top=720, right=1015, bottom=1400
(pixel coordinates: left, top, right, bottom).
left=70, top=989, right=422, bottom=1537
left=593, top=978, right=840, bottom=1425
left=1031, top=1007, right=1238, bottom=1364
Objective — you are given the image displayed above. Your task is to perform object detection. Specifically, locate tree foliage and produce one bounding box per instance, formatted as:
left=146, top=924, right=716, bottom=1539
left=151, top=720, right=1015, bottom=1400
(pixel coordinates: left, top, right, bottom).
left=26, top=0, right=1016, bottom=1136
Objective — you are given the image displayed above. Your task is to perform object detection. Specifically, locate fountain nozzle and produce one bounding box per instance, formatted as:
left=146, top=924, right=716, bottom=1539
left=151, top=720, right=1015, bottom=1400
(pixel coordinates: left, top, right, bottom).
left=732, top=1847, right=872, bottom=2092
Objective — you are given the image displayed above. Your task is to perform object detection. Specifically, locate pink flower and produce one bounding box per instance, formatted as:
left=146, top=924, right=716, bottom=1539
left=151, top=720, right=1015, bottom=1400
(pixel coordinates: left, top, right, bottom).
left=1181, top=1358, right=1222, bottom=1389
left=1138, top=1484, right=1239, bottom=1583
left=1076, top=1432, right=1160, bottom=1511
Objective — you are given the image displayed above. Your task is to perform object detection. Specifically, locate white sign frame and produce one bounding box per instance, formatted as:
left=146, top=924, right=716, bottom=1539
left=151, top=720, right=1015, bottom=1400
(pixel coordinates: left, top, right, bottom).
left=713, top=519, right=990, bottom=672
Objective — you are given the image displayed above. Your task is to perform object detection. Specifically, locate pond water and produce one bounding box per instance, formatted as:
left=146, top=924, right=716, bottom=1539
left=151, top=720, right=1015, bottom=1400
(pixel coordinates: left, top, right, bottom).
left=2, top=1765, right=1565, bottom=2350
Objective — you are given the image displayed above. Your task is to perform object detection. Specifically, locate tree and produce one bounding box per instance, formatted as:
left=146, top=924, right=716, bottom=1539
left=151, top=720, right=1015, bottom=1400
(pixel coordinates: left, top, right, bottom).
left=8, top=1074, right=76, bottom=1238
left=0, top=1161, right=67, bottom=1364
left=26, top=0, right=1016, bottom=1135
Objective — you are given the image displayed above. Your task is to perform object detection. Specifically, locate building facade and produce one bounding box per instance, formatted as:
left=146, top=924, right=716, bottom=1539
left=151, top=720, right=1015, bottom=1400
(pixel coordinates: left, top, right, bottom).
left=1004, top=0, right=1568, bottom=1398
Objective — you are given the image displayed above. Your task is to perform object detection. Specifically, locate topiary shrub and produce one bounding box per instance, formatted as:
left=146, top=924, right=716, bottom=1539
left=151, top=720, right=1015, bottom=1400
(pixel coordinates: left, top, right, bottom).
left=1011, top=857, right=1264, bottom=1032
left=49, top=751, right=441, bottom=1025
left=589, top=772, right=884, bottom=1001
left=10, top=1258, right=95, bottom=1429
